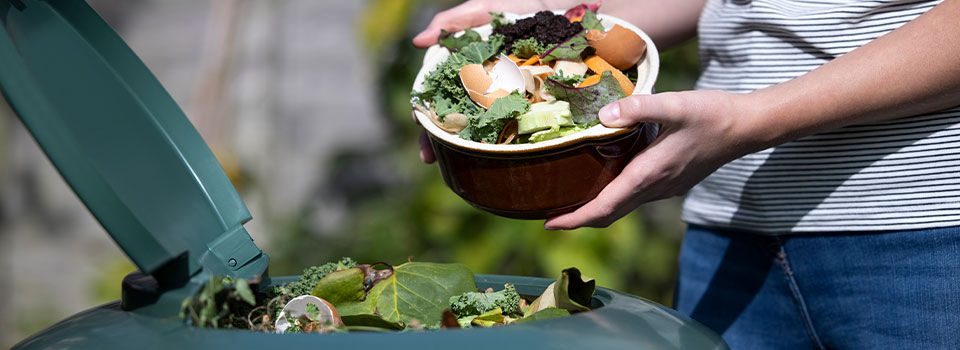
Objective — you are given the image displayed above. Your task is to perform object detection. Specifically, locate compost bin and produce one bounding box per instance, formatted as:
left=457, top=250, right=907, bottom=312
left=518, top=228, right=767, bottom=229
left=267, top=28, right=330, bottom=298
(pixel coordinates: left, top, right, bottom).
left=1, top=1, right=727, bottom=348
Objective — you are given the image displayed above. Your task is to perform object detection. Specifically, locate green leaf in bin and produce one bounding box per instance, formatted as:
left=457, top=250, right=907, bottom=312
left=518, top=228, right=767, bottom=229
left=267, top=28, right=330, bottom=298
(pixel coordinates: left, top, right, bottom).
left=557, top=268, right=595, bottom=311
left=234, top=278, right=256, bottom=306
left=340, top=314, right=404, bottom=330
left=311, top=268, right=366, bottom=305
left=471, top=307, right=506, bottom=327
left=525, top=267, right=596, bottom=315
left=514, top=307, right=570, bottom=323
left=338, top=262, right=476, bottom=327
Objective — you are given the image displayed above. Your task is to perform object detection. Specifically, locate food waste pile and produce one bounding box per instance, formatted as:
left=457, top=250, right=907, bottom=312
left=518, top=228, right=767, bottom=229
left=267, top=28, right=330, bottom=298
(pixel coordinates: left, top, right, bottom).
left=412, top=4, right=648, bottom=144
left=179, top=258, right=598, bottom=333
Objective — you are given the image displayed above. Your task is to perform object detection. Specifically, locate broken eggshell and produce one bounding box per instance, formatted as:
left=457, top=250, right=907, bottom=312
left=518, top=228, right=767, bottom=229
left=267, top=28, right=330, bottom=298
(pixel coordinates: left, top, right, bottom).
left=460, top=54, right=525, bottom=109
left=586, top=25, right=647, bottom=71
left=552, top=59, right=589, bottom=78
left=275, top=295, right=343, bottom=333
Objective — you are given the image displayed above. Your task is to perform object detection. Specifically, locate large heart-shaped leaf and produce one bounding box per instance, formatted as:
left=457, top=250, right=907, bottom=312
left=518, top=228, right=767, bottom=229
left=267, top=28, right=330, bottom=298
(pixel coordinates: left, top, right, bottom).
left=339, top=262, right=476, bottom=327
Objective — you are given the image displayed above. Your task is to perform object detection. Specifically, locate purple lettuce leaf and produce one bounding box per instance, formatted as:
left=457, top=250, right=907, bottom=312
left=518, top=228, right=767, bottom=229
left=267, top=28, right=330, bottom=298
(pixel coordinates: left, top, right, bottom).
left=544, top=71, right=626, bottom=125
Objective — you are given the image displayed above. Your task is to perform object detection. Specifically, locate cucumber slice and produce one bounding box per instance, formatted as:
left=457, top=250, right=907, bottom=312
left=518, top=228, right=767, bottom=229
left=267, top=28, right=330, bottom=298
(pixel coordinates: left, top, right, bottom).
left=517, top=101, right=573, bottom=134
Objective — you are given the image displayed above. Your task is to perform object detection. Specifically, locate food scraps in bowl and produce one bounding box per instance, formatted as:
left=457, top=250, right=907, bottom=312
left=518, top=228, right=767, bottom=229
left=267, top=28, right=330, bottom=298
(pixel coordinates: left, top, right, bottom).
left=411, top=7, right=650, bottom=145
left=179, top=257, right=598, bottom=333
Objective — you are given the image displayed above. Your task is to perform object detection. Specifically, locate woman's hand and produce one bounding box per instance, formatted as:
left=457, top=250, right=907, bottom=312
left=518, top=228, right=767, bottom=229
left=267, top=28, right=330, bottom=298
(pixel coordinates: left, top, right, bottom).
left=544, top=90, right=764, bottom=230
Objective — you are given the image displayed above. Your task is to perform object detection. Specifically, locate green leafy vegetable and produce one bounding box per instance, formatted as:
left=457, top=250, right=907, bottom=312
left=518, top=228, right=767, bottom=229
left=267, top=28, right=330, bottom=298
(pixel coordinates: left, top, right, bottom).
left=310, top=267, right=366, bottom=305
left=438, top=28, right=482, bottom=52
left=458, top=34, right=504, bottom=64
left=511, top=37, right=547, bottom=59
left=490, top=12, right=512, bottom=28
left=471, top=307, right=507, bottom=327
left=525, top=267, right=596, bottom=315
left=337, top=262, right=476, bottom=328
left=544, top=71, right=626, bottom=125
left=284, top=257, right=357, bottom=296
left=459, top=92, right=530, bottom=143
left=579, top=10, right=605, bottom=31
left=449, top=284, right=522, bottom=318
left=514, top=307, right=570, bottom=323
left=540, top=35, right=590, bottom=63
left=179, top=276, right=258, bottom=329
left=547, top=70, right=586, bottom=87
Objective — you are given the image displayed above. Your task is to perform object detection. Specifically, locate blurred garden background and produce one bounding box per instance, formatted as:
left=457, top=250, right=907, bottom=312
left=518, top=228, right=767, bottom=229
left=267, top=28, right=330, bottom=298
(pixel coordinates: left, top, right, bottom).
left=0, top=0, right=699, bottom=346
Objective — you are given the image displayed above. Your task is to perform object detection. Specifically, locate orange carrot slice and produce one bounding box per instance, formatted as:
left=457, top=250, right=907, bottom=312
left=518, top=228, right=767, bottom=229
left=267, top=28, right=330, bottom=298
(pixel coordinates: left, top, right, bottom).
left=578, top=74, right=602, bottom=88
left=583, top=55, right=634, bottom=95
left=520, top=55, right=540, bottom=66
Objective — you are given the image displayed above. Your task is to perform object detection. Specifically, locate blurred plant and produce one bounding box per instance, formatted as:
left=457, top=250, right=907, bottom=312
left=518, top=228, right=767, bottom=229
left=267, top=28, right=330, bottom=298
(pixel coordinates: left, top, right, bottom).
left=268, top=0, right=700, bottom=307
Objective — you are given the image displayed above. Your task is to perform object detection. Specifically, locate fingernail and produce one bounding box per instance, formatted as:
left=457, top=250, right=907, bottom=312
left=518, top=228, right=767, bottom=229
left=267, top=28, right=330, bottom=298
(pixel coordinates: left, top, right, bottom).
left=599, top=103, right=620, bottom=123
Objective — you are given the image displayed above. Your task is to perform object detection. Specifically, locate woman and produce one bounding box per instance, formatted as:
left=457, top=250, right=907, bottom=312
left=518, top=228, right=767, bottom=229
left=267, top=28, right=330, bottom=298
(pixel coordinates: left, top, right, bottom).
left=413, top=0, right=960, bottom=348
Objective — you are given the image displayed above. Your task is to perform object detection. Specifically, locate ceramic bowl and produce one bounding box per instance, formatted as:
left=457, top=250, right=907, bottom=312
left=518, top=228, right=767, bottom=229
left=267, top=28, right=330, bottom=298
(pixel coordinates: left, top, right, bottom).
left=411, top=12, right=660, bottom=219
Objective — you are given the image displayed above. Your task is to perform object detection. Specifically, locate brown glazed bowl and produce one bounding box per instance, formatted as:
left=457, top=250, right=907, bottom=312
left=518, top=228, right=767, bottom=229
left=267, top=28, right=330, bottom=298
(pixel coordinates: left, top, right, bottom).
left=411, top=12, right=660, bottom=219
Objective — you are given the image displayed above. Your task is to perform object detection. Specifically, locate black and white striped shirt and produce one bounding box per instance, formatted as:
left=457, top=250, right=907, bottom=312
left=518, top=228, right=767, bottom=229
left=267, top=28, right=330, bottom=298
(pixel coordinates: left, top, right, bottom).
left=682, top=0, right=960, bottom=233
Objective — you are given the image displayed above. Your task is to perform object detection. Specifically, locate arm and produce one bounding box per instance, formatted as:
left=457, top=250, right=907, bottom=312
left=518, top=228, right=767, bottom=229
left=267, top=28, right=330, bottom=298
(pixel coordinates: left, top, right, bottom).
left=545, top=0, right=960, bottom=229
left=412, top=0, right=706, bottom=50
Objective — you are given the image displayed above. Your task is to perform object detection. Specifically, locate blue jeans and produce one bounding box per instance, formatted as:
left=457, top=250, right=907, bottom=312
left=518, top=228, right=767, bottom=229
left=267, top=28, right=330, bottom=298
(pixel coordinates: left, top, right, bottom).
left=675, top=225, right=960, bottom=349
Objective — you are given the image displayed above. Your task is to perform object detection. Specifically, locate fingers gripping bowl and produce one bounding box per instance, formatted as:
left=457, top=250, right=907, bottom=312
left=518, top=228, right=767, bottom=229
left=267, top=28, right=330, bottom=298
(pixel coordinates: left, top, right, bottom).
left=411, top=11, right=660, bottom=219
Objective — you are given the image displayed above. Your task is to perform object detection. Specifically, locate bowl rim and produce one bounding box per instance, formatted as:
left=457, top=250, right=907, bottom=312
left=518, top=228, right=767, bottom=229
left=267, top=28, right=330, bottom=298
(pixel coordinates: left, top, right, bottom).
left=411, top=11, right=660, bottom=154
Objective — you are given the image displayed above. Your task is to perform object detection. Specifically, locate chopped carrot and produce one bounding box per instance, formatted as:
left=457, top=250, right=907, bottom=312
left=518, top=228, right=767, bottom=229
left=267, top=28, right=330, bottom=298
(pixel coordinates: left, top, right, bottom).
left=520, top=55, right=540, bottom=66
left=578, top=74, right=602, bottom=88
left=507, top=54, right=523, bottom=64
left=583, top=55, right=635, bottom=95
left=570, top=15, right=584, bottom=22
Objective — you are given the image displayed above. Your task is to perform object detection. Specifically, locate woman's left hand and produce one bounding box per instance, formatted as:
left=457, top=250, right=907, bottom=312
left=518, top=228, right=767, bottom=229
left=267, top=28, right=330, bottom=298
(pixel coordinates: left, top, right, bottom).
left=544, top=90, right=763, bottom=230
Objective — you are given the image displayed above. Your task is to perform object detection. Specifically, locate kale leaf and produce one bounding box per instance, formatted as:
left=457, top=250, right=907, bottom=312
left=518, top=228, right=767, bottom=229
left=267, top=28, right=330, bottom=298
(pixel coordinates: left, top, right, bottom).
left=511, top=37, right=547, bottom=59
left=449, top=284, right=522, bottom=318
left=459, top=92, right=530, bottom=143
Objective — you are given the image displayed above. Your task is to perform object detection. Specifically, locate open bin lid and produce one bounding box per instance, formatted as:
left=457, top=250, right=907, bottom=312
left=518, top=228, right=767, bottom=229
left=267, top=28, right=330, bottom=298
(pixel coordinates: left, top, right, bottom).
left=0, top=0, right=268, bottom=286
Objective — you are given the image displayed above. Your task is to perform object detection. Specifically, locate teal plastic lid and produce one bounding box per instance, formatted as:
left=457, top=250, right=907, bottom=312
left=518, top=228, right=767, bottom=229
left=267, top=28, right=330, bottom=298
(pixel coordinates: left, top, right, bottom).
left=0, top=0, right=268, bottom=285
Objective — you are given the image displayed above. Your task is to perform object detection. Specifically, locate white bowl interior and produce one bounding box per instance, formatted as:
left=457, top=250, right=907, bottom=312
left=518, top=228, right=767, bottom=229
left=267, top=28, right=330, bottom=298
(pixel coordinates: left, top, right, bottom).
left=412, top=11, right=660, bottom=152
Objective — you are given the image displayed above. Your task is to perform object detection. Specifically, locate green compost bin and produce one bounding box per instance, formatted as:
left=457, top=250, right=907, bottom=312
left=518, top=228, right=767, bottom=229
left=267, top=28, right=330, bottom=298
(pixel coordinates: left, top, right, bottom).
left=1, top=1, right=727, bottom=349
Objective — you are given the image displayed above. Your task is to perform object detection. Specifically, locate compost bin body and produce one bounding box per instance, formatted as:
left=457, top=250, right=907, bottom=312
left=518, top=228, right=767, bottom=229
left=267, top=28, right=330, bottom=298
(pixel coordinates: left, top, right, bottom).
left=14, top=275, right=727, bottom=350
left=1, top=1, right=726, bottom=348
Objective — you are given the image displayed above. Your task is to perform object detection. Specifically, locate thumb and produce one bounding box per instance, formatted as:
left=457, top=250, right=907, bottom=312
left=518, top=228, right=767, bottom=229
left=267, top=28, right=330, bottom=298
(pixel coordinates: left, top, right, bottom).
left=599, top=93, right=681, bottom=128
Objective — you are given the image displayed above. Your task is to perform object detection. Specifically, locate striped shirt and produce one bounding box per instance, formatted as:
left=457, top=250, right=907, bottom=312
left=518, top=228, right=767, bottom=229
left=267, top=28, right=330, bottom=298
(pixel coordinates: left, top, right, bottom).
left=682, top=0, right=960, bottom=233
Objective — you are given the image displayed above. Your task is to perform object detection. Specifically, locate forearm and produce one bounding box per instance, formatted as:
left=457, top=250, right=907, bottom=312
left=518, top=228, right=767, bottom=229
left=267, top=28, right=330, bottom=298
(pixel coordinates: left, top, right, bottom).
left=742, top=0, right=960, bottom=150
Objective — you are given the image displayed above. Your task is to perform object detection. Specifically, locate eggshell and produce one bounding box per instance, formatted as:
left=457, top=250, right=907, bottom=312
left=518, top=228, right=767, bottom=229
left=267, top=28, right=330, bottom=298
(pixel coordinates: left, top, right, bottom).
left=275, top=295, right=343, bottom=333
left=460, top=64, right=493, bottom=93
left=460, top=54, right=525, bottom=109
left=586, top=25, right=647, bottom=70
left=467, top=88, right=511, bottom=109
left=552, top=59, right=589, bottom=78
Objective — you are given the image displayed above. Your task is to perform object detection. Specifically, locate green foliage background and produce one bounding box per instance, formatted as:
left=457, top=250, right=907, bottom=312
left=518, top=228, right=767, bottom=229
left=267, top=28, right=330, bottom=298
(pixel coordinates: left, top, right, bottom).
left=266, top=0, right=701, bottom=307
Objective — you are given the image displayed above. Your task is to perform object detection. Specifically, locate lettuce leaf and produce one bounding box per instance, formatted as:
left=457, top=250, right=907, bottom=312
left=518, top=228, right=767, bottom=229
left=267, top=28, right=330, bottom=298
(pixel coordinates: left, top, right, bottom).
left=438, top=29, right=482, bottom=52
left=540, top=34, right=590, bottom=63
left=579, top=10, right=604, bottom=31
left=545, top=71, right=626, bottom=125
